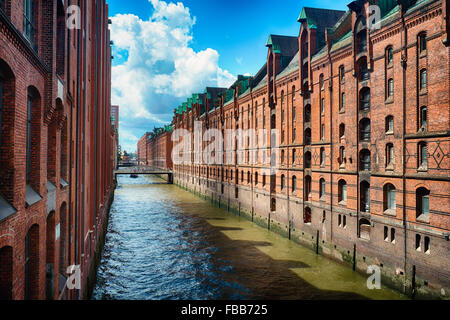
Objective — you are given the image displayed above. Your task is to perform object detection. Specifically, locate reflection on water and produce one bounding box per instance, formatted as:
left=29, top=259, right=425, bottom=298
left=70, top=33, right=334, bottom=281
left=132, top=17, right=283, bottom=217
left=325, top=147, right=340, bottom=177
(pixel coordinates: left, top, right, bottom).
left=92, top=175, right=406, bottom=300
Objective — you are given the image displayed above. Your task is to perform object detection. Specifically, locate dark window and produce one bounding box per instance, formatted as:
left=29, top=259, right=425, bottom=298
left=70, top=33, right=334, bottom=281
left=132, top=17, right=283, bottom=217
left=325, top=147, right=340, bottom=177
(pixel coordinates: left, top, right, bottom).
left=420, top=69, right=427, bottom=90
left=262, top=174, right=266, bottom=186
left=388, top=78, right=394, bottom=97
left=255, top=172, right=258, bottom=185
left=305, top=176, right=311, bottom=201
left=281, top=175, right=285, bottom=190
left=424, top=236, right=430, bottom=253
left=339, top=65, right=345, bottom=82
left=304, top=207, right=311, bottom=224
left=26, top=95, right=32, bottom=183
left=360, top=118, right=371, bottom=141
left=339, top=123, right=345, bottom=140
left=419, top=33, right=426, bottom=53
left=386, top=143, right=394, bottom=166
left=415, top=234, right=421, bottom=251
left=420, top=106, right=427, bottom=128
left=304, top=104, right=311, bottom=123
left=360, top=149, right=371, bottom=171
left=23, top=0, right=36, bottom=47
left=419, top=142, right=427, bottom=168
left=341, top=92, right=345, bottom=110
left=360, top=181, right=370, bottom=212
left=359, top=58, right=370, bottom=81
left=357, top=30, right=367, bottom=53
left=292, top=176, right=297, bottom=192
left=304, top=151, right=311, bottom=168
left=391, top=228, right=396, bottom=243
left=384, top=183, right=396, bottom=211
left=304, top=128, right=311, bottom=145
left=384, top=226, right=389, bottom=241
left=360, top=87, right=370, bottom=110
left=338, top=180, right=347, bottom=203
left=319, top=178, right=325, bottom=199
left=320, top=148, right=325, bottom=167
left=387, top=47, right=393, bottom=65
left=292, top=149, right=296, bottom=164
left=320, top=74, right=324, bottom=90
left=0, top=78, right=2, bottom=147
left=386, top=116, right=394, bottom=133
left=416, top=187, right=430, bottom=220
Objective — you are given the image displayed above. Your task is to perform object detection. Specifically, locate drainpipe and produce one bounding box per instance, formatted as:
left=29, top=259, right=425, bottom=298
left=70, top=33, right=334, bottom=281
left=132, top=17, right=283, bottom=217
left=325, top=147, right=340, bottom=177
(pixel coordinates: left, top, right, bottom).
left=287, top=83, right=291, bottom=239
left=398, top=2, right=409, bottom=295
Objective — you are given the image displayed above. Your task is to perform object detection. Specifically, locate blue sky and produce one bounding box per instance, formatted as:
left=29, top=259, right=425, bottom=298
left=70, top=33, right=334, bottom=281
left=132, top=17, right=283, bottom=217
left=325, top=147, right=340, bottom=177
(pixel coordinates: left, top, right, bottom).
left=107, top=0, right=349, bottom=152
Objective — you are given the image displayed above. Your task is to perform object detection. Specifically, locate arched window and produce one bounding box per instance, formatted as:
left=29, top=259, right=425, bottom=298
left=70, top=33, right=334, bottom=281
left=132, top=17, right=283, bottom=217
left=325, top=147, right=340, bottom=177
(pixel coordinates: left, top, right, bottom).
left=359, top=218, right=371, bottom=240
left=304, top=151, right=311, bottom=168
left=385, top=116, right=394, bottom=133
left=360, top=149, right=371, bottom=171
left=386, top=46, right=393, bottom=65
left=262, top=173, right=266, bottom=186
left=292, top=149, right=296, bottom=164
left=281, top=150, right=285, bottom=165
left=281, top=90, right=285, bottom=120
left=305, top=176, right=312, bottom=201
left=292, top=85, right=296, bottom=103
left=356, top=18, right=367, bottom=53
left=387, top=78, right=394, bottom=97
left=271, top=198, right=276, bottom=212
left=386, top=143, right=394, bottom=167
left=360, top=118, right=371, bottom=141
left=292, top=175, right=297, bottom=192
left=340, top=92, right=345, bottom=110
left=0, top=245, right=12, bottom=300
left=319, top=74, right=324, bottom=90
left=338, top=180, right=347, bottom=203
left=420, top=69, right=427, bottom=91
left=25, top=224, right=39, bottom=300
left=359, top=58, right=370, bottom=81
left=383, top=183, right=396, bottom=212
left=339, top=146, right=346, bottom=166
left=339, top=65, right=345, bottom=82
left=23, top=0, right=37, bottom=47
left=419, top=106, right=427, bottom=129
left=339, top=123, right=345, bottom=140
left=26, top=87, right=41, bottom=189
left=304, top=104, right=311, bottom=123
left=319, top=178, right=325, bottom=199
left=304, top=128, right=311, bottom=145
left=416, top=187, right=430, bottom=220
left=304, top=207, right=312, bottom=224
left=247, top=171, right=251, bottom=184
left=255, top=172, right=258, bottom=185
left=241, top=170, right=244, bottom=183
left=359, top=87, right=370, bottom=110
left=418, top=142, right=427, bottom=168
left=360, top=181, right=370, bottom=212
left=418, top=33, right=427, bottom=53
left=320, top=147, right=325, bottom=167
left=281, top=174, right=285, bottom=190
left=415, top=234, right=421, bottom=251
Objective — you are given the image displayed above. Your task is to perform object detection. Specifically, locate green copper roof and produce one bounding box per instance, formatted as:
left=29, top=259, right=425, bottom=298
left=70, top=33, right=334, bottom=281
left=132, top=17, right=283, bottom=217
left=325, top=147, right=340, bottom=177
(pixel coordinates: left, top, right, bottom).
left=297, top=8, right=317, bottom=28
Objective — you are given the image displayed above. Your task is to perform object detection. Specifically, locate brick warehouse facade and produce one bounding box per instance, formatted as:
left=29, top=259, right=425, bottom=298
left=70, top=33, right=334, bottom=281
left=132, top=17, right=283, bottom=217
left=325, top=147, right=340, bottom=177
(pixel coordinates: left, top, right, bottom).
left=138, top=126, right=173, bottom=170
left=0, top=0, right=115, bottom=300
left=145, top=0, right=449, bottom=298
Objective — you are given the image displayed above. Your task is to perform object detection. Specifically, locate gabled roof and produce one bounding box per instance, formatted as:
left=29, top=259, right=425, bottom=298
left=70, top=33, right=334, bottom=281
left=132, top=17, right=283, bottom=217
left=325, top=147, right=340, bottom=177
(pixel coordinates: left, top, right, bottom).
left=266, top=35, right=298, bottom=57
left=297, top=7, right=346, bottom=29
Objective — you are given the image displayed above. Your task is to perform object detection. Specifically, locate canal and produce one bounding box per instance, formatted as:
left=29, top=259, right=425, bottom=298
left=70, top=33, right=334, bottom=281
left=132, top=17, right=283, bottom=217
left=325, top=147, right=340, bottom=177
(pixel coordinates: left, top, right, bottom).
left=92, top=175, right=407, bottom=300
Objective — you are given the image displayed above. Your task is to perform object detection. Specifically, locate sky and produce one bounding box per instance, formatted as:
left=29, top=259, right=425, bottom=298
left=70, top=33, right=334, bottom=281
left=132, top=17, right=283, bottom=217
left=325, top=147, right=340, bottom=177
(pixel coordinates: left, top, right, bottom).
left=107, top=0, right=349, bottom=152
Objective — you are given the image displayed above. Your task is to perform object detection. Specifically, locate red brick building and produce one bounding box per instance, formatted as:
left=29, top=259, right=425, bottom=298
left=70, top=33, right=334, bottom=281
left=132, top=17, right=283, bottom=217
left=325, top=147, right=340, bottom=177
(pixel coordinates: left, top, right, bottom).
left=137, top=127, right=173, bottom=170
left=137, top=132, right=150, bottom=166
left=0, top=0, right=115, bottom=300
left=162, top=0, right=450, bottom=298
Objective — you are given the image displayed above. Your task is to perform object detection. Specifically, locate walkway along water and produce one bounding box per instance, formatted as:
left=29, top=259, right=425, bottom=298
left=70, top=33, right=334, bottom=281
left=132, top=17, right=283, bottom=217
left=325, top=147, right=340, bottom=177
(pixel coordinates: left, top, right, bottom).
left=92, top=175, right=406, bottom=300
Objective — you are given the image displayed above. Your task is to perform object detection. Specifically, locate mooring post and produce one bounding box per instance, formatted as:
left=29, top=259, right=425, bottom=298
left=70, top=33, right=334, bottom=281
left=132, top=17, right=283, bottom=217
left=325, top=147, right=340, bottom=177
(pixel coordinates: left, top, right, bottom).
left=353, top=243, right=357, bottom=271
left=316, top=230, right=320, bottom=254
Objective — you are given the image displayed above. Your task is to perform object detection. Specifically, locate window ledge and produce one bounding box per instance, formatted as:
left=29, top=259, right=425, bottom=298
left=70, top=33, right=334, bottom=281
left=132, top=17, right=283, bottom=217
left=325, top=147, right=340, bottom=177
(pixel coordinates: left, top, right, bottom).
left=386, top=164, right=394, bottom=171
left=385, top=131, right=394, bottom=136
left=339, top=200, right=347, bottom=206
left=417, top=167, right=428, bottom=173
left=416, top=215, right=430, bottom=224
left=385, top=97, right=394, bottom=104
left=384, top=209, right=396, bottom=216
left=419, top=89, right=428, bottom=96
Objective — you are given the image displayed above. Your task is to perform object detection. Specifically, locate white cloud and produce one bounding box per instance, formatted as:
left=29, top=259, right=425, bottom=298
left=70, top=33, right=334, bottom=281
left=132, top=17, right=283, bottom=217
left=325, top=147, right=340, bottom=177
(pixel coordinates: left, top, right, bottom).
left=110, top=0, right=236, bottom=152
